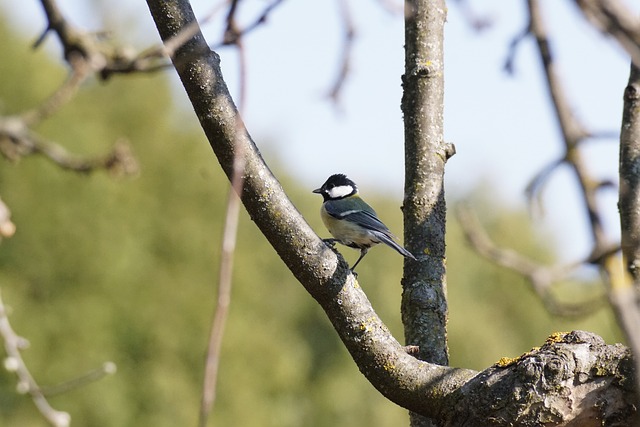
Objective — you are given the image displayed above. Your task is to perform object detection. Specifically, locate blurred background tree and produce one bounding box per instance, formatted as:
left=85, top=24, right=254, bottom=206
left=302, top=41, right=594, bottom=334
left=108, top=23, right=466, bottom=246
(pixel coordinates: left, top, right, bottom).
left=0, top=8, right=624, bottom=425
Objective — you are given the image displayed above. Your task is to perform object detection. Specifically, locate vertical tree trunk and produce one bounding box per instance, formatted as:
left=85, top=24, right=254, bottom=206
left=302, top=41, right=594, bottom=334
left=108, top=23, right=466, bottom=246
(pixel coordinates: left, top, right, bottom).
left=617, top=61, right=640, bottom=406
left=402, top=0, right=450, bottom=426
left=620, top=63, right=640, bottom=283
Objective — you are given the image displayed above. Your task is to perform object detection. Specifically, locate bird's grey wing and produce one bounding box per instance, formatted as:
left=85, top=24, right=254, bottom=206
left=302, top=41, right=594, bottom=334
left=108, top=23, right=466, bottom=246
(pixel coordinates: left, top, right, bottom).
left=324, top=201, right=393, bottom=234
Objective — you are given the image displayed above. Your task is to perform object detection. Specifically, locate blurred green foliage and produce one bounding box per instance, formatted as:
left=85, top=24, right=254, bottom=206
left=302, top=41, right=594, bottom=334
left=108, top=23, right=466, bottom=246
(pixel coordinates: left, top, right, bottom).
left=0, top=18, right=622, bottom=427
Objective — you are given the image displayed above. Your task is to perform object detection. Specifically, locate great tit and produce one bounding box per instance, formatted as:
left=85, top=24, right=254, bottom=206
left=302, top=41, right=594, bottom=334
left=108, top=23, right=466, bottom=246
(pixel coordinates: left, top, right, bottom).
left=313, top=173, right=416, bottom=272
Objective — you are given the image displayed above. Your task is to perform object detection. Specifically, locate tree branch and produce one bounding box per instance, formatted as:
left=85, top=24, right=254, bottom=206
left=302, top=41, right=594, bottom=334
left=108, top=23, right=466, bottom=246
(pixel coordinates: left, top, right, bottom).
left=616, top=60, right=640, bottom=408
left=402, top=1, right=451, bottom=425
left=199, top=56, right=249, bottom=426
left=327, top=0, right=356, bottom=103
left=145, top=0, right=638, bottom=423
left=455, top=204, right=607, bottom=317
left=214, top=0, right=286, bottom=48
left=619, top=63, right=640, bottom=284
left=0, top=116, right=138, bottom=176
left=527, top=0, right=609, bottom=252
left=20, top=53, right=90, bottom=126
left=573, top=0, right=640, bottom=67
left=402, top=0, right=450, bottom=365
left=0, top=289, right=71, bottom=427
left=36, top=0, right=171, bottom=79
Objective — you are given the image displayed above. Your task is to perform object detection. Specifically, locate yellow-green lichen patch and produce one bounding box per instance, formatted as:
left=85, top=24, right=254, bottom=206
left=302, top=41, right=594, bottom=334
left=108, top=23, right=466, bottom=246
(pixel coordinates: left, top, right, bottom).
left=546, top=331, right=570, bottom=345
left=495, top=356, right=519, bottom=368
left=359, top=316, right=377, bottom=333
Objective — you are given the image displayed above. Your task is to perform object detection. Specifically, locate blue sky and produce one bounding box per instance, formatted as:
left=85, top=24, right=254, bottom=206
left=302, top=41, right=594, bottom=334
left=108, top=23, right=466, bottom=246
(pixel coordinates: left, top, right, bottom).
left=4, top=0, right=638, bottom=262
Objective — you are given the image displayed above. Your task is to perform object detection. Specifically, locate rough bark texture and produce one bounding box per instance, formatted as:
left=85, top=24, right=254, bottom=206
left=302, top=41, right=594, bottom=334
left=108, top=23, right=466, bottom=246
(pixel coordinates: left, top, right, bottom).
left=616, top=61, right=640, bottom=410
left=402, top=1, right=450, bottom=425
left=620, top=63, right=640, bottom=282
left=445, top=331, right=636, bottom=427
left=146, top=1, right=638, bottom=425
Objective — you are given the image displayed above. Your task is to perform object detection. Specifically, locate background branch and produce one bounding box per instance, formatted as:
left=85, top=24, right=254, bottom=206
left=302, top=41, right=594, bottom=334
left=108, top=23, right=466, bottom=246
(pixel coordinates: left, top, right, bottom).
left=526, top=1, right=640, bottom=397
left=573, top=0, right=640, bottom=67
left=20, top=54, right=89, bottom=126
left=37, top=0, right=168, bottom=78
left=199, top=18, right=250, bottom=422
left=527, top=0, right=607, bottom=252
left=0, top=289, right=71, bottom=427
left=327, top=0, right=356, bottom=103
left=470, top=0, right=620, bottom=315
left=456, top=204, right=606, bottom=317
left=0, top=117, right=138, bottom=176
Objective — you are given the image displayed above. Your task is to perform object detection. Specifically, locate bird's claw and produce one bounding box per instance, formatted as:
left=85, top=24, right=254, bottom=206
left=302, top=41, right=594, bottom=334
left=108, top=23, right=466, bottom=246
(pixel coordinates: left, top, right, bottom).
left=322, top=238, right=338, bottom=248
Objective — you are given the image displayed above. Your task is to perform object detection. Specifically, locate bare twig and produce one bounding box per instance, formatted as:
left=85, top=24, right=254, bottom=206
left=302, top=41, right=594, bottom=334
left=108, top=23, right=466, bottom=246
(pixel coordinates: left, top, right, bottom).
left=328, top=0, right=356, bottom=103
left=451, top=0, right=494, bottom=32
left=36, top=0, right=285, bottom=80
left=0, top=289, right=71, bottom=427
left=456, top=204, right=606, bottom=317
left=475, top=0, right=640, bottom=382
left=0, top=116, right=138, bottom=176
left=524, top=158, right=564, bottom=216
left=213, top=0, right=286, bottom=48
left=526, top=0, right=612, bottom=253
left=199, top=6, right=249, bottom=423
left=39, top=362, right=117, bottom=397
left=198, top=139, right=244, bottom=427
left=21, top=55, right=90, bottom=126
left=374, top=0, right=403, bottom=15
left=505, top=0, right=601, bottom=234
left=573, top=0, right=640, bottom=67
left=503, top=26, right=529, bottom=75
left=527, top=0, right=640, bottom=339
left=36, top=0, right=170, bottom=79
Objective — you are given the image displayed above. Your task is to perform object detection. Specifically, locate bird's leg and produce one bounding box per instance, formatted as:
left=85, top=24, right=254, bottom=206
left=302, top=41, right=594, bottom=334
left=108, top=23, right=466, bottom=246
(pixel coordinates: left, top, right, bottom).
left=349, top=248, right=368, bottom=273
left=322, top=238, right=339, bottom=247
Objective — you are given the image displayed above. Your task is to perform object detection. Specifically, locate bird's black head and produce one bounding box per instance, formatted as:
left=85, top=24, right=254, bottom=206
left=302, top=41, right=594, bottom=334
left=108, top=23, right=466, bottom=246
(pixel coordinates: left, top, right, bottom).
left=312, top=174, right=358, bottom=201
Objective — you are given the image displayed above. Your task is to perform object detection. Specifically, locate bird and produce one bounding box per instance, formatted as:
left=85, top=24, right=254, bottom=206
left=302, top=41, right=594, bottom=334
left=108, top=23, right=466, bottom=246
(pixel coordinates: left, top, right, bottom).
left=312, top=173, right=416, bottom=273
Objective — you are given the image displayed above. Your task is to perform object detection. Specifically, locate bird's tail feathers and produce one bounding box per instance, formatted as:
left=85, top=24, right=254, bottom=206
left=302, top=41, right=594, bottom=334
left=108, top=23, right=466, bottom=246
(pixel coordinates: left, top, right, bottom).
left=374, top=232, right=417, bottom=260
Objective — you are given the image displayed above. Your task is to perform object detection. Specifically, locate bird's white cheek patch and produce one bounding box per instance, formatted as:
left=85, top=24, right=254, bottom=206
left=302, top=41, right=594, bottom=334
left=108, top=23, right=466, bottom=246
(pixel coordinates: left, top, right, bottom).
left=327, top=185, right=353, bottom=199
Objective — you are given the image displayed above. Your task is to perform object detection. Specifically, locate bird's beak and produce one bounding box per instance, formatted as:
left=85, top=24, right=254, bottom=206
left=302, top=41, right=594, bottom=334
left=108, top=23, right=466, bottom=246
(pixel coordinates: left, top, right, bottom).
left=312, top=188, right=322, bottom=194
